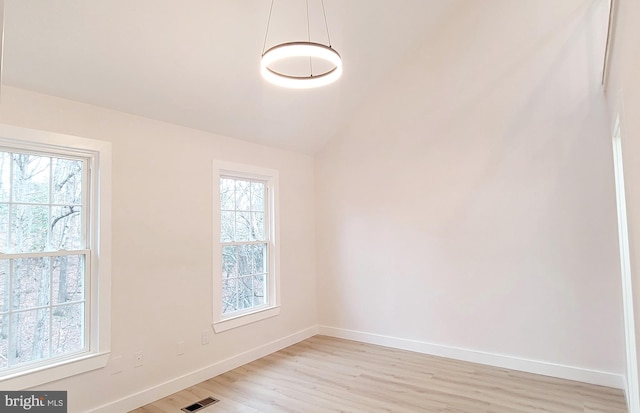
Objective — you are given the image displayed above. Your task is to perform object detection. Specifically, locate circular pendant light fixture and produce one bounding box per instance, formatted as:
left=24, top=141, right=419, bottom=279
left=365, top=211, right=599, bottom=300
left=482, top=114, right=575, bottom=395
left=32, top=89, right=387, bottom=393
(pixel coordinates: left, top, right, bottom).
left=261, top=0, right=342, bottom=89
left=261, top=42, right=342, bottom=89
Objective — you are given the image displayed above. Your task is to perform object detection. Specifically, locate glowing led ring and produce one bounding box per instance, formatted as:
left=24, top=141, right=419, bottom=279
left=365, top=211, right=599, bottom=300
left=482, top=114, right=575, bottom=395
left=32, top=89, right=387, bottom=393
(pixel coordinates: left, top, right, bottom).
left=261, top=42, right=342, bottom=89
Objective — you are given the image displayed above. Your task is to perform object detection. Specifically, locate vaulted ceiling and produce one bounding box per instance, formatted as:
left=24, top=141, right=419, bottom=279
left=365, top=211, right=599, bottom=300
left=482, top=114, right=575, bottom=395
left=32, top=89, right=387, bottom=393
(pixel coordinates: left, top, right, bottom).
left=2, top=0, right=463, bottom=154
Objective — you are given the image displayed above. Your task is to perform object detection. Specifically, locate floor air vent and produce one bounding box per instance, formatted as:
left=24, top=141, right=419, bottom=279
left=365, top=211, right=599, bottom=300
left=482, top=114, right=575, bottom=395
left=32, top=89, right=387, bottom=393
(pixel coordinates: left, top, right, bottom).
left=181, top=396, right=219, bottom=412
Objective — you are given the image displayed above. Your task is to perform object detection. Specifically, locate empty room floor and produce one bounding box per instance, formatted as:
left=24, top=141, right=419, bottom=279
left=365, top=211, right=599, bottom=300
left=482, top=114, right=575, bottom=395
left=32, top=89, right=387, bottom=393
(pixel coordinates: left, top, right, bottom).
left=130, top=335, right=627, bottom=413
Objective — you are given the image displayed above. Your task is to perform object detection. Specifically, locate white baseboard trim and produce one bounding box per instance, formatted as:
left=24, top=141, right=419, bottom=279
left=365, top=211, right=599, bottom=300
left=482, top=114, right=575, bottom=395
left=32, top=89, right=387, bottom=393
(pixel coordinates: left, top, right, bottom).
left=88, top=326, right=318, bottom=413
left=318, top=326, right=625, bottom=390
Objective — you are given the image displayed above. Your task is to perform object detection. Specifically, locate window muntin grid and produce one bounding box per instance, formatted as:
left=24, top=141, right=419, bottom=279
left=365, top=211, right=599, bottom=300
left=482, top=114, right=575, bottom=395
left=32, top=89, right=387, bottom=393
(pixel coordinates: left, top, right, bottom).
left=0, top=150, right=89, bottom=373
left=220, top=176, right=269, bottom=315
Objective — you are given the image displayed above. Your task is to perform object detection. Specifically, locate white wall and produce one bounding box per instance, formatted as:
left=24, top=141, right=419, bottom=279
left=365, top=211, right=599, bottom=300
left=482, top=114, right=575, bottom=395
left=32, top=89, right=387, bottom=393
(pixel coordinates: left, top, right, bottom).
left=316, top=0, right=625, bottom=378
left=605, top=0, right=640, bottom=408
left=0, top=86, right=317, bottom=412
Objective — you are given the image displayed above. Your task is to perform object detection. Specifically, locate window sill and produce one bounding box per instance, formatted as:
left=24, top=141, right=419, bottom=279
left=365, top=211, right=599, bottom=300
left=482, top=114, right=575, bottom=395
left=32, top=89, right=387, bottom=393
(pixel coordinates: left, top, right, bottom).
left=213, top=306, right=280, bottom=333
left=0, top=351, right=111, bottom=390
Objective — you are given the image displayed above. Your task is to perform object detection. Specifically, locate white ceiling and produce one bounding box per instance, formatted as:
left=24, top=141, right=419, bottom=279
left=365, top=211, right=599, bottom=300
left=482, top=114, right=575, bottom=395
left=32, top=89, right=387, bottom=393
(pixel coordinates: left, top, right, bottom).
left=2, top=0, right=462, bottom=154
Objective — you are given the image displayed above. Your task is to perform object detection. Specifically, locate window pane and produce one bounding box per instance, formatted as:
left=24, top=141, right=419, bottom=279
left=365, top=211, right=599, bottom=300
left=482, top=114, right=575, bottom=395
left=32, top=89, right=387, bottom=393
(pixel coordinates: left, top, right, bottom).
left=52, top=158, right=83, bottom=205
left=0, top=204, right=8, bottom=253
left=250, top=182, right=264, bottom=212
left=11, top=154, right=50, bottom=204
left=222, top=278, right=237, bottom=314
left=13, top=258, right=50, bottom=310
left=253, top=274, right=266, bottom=306
left=11, top=205, right=48, bottom=253
left=238, top=245, right=252, bottom=276
left=0, top=313, right=7, bottom=369
left=237, top=276, right=253, bottom=310
left=253, top=244, right=267, bottom=274
left=0, top=260, right=8, bottom=312
left=51, top=303, right=84, bottom=356
left=235, top=180, right=250, bottom=211
left=11, top=308, right=50, bottom=365
left=222, top=246, right=238, bottom=279
left=50, top=206, right=82, bottom=250
left=52, top=255, right=84, bottom=304
left=220, top=211, right=234, bottom=242
left=220, top=178, right=235, bottom=211
left=0, top=152, right=10, bottom=202
left=251, top=212, right=264, bottom=241
left=235, top=211, right=251, bottom=242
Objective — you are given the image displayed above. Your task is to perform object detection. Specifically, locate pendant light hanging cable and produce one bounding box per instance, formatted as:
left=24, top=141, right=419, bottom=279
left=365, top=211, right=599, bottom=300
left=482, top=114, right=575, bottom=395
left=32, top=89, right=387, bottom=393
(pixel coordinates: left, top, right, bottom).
left=306, top=0, right=313, bottom=76
left=305, top=0, right=311, bottom=42
left=262, top=0, right=275, bottom=55
left=320, top=0, right=332, bottom=47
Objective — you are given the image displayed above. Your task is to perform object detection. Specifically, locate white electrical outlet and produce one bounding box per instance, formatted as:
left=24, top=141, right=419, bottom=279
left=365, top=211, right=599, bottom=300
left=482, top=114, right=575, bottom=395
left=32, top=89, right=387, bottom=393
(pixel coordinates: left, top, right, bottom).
left=177, top=340, right=185, bottom=356
left=201, top=330, right=209, bottom=345
left=134, top=351, right=144, bottom=367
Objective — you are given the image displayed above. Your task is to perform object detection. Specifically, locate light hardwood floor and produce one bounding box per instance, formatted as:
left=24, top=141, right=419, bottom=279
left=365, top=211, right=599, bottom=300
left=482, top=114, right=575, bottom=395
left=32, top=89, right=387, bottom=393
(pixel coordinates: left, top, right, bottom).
left=130, top=335, right=627, bottom=413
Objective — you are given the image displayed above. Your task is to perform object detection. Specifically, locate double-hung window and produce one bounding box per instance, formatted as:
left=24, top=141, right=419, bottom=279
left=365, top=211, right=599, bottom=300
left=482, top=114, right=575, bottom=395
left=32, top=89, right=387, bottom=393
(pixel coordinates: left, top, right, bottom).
left=0, top=124, right=111, bottom=389
left=212, top=162, right=279, bottom=332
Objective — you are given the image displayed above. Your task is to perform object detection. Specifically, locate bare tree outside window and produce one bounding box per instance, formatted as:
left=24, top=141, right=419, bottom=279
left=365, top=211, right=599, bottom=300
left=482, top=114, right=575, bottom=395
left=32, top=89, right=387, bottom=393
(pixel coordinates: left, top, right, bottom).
left=0, top=151, right=86, bottom=370
left=220, top=177, right=268, bottom=315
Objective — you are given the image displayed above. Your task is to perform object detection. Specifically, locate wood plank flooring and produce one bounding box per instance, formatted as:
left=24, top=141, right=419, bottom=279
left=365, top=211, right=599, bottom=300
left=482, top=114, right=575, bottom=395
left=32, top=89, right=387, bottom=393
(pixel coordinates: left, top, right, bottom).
left=130, top=335, right=627, bottom=413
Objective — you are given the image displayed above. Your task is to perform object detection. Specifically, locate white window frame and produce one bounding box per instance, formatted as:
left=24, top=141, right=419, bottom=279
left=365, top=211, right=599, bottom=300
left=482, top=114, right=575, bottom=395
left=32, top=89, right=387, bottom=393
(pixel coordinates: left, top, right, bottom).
left=212, top=161, right=280, bottom=333
left=0, top=123, right=111, bottom=390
